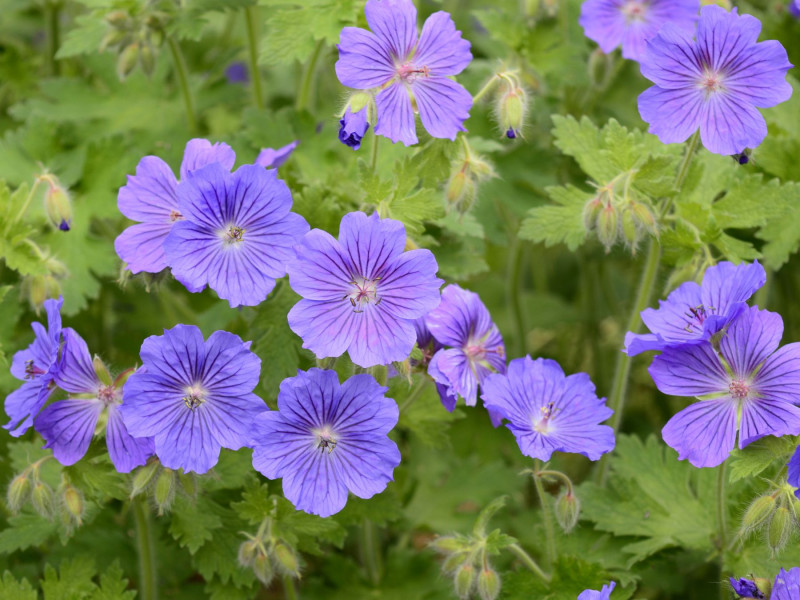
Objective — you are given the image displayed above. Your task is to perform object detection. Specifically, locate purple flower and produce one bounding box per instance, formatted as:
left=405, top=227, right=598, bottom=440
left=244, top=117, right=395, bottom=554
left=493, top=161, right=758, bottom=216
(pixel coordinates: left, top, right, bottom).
left=115, top=139, right=236, bottom=274
left=638, top=5, right=794, bottom=155
left=578, top=581, right=616, bottom=600
left=339, top=106, right=370, bottom=150
left=120, top=325, right=267, bottom=474
left=34, top=329, right=153, bottom=473
left=411, top=317, right=452, bottom=404
left=255, top=141, right=299, bottom=169
left=624, top=261, right=765, bottom=356
left=791, top=1, right=800, bottom=19
left=163, top=164, right=309, bottom=307
left=650, top=306, right=800, bottom=468
left=250, top=368, right=401, bottom=518
left=787, top=445, right=800, bottom=500
left=225, top=61, right=249, bottom=84
left=287, top=211, right=443, bottom=368
left=335, top=0, right=473, bottom=146
left=772, top=568, right=800, bottom=600
left=481, top=356, right=615, bottom=462
left=5, top=297, right=63, bottom=437
left=426, top=285, right=506, bottom=415
left=729, top=577, right=765, bottom=599
left=580, top=0, right=699, bottom=62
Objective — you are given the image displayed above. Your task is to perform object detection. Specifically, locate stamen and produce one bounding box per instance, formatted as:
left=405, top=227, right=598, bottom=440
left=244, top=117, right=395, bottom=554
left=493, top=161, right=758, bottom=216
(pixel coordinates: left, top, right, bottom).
left=534, top=402, right=558, bottom=433
left=314, top=426, right=337, bottom=454
left=24, top=359, right=46, bottom=379
left=225, top=225, right=245, bottom=243
left=169, top=210, right=182, bottom=222
left=347, top=276, right=380, bottom=312
left=98, top=385, right=118, bottom=404
left=183, top=384, right=206, bottom=410
left=729, top=380, right=749, bottom=400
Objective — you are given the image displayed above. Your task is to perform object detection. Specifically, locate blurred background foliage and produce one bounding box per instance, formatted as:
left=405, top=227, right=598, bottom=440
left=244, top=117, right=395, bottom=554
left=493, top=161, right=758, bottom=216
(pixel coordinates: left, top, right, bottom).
left=0, top=0, right=799, bottom=598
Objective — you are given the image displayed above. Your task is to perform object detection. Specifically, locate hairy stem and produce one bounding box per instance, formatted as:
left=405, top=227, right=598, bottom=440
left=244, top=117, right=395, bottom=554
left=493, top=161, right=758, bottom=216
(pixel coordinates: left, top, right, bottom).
left=661, top=130, right=701, bottom=217
left=244, top=5, right=264, bottom=110
left=360, top=518, right=382, bottom=586
left=507, top=543, right=551, bottom=583
left=370, top=133, right=380, bottom=173
left=717, top=462, right=728, bottom=600
left=296, top=39, right=324, bottom=112
left=472, top=74, right=499, bottom=103
left=507, top=238, right=527, bottom=358
left=166, top=37, right=198, bottom=133
left=532, top=463, right=557, bottom=569
left=283, top=575, right=299, bottom=600
left=133, top=499, right=158, bottom=600
left=45, top=2, right=61, bottom=76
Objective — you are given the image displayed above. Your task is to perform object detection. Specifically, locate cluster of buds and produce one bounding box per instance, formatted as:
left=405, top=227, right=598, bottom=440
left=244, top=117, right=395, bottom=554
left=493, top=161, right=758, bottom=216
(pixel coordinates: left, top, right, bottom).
left=238, top=519, right=301, bottom=586
left=446, top=139, right=494, bottom=214
left=583, top=174, right=658, bottom=254
left=430, top=535, right=501, bottom=600
left=101, top=8, right=168, bottom=79
left=7, top=460, right=85, bottom=529
left=740, top=480, right=800, bottom=555
left=130, top=459, right=197, bottom=515
left=338, top=91, right=376, bottom=151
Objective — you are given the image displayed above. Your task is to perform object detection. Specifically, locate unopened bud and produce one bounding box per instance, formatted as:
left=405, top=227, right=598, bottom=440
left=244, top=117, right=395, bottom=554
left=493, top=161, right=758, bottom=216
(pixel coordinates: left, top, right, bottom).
left=273, top=542, right=300, bottom=577
left=447, top=168, right=469, bottom=204
left=347, top=91, right=372, bottom=115
left=153, top=468, right=176, bottom=515
left=442, top=552, right=471, bottom=575
left=430, top=536, right=469, bottom=555
left=93, top=356, right=113, bottom=387
left=130, top=460, right=159, bottom=498
left=630, top=202, right=658, bottom=237
left=117, top=43, right=140, bottom=80
left=446, top=165, right=477, bottom=213
left=43, top=178, right=72, bottom=232
left=741, top=494, right=777, bottom=534
left=454, top=563, right=476, bottom=599
left=140, top=43, right=156, bottom=76
left=105, top=10, right=132, bottom=28
left=588, top=48, right=613, bottom=87
left=767, top=505, right=792, bottom=554
left=497, top=86, right=527, bottom=139
left=61, top=483, right=85, bottom=526
left=237, top=539, right=259, bottom=568
left=583, top=197, right=603, bottom=231
left=28, top=275, right=48, bottom=309
left=477, top=567, right=501, bottom=600
left=621, top=208, right=639, bottom=248
left=45, top=257, right=68, bottom=279
left=7, top=473, right=31, bottom=513
left=554, top=490, right=580, bottom=534
left=252, top=551, right=274, bottom=586
left=100, top=29, right=128, bottom=52
left=523, top=0, right=540, bottom=18
left=596, top=203, right=618, bottom=252
left=31, top=481, right=55, bottom=519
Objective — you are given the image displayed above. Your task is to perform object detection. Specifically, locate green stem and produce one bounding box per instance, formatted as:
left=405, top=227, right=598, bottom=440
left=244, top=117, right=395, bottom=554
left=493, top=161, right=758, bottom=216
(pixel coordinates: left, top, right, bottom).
left=398, top=379, right=428, bottom=413
left=282, top=575, right=299, bottom=600
left=360, top=518, right=382, bottom=586
left=595, top=238, right=661, bottom=485
left=661, top=130, right=701, bottom=217
left=472, top=75, right=499, bottom=103
left=45, top=2, right=61, bottom=76
left=166, top=37, right=198, bottom=133
left=716, top=462, right=728, bottom=590
left=296, top=39, right=324, bottom=112
left=244, top=5, right=265, bottom=110
left=507, top=238, right=527, bottom=358
left=370, top=133, right=380, bottom=173
left=507, top=543, right=551, bottom=583
left=133, top=499, right=158, bottom=600
left=532, top=462, right=557, bottom=569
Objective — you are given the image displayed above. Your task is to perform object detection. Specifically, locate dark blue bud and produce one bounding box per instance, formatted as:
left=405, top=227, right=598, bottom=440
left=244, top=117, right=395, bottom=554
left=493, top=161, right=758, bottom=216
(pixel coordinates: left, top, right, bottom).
left=224, top=62, right=249, bottom=84
left=338, top=106, right=370, bottom=151
left=729, top=577, right=765, bottom=599
left=506, top=127, right=517, bottom=139
left=59, top=220, right=71, bottom=231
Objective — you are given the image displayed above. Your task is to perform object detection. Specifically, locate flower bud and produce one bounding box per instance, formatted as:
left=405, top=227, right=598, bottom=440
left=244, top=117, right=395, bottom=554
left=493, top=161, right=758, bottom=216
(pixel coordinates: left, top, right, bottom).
left=153, top=468, right=176, bottom=515
left=442, top=552, right=471, bottom=575
left=237, top=539, right=259, bottom=568
left=117, top=43, right=140, bottom=80
left=741, top=494, right=777, bottom=535
left=477, top=567, right=501, bottom=600
left=767, top=505, right=792, bottom=554
left=430, top=536, right=469, bottom=555
left=583, top=197, right=603, bottom=232
left=554, top=490, right=580, bottom=534
left=621, top=207, right=639, bottom=249
left=140, top=43, right=156, bottom=76
left=105, top=10, right=132, bottom=28
left=45, top=257, right=68, bottom=279
left=630, top=201, right=658, bottom=237
left=43, top=177, right=72, bottom=232
left=7, top=473, right=31, bottom=514
left=60, top=483, right=85, bottom=526
left=31, top=481, right=55, bottom=519
left=93, top=356, right=113, bottom=387
left=338, top=106, right=370, bottom=151
left=523, top=0, right=540, bottom=18
left=497, top=86, right=527, bottom=139
left=273, top=542, right=300, bottom=577
left=252, top=551, right=274, bottom=586
left=130, top=460, right=160, bottom=498
left=446, top=166, right=477, bottom=214
left=454, top=564, right=476, bottom=599
left=588, top=48, right=613, bottom=87
left=596, top=203, right=618, bottom=252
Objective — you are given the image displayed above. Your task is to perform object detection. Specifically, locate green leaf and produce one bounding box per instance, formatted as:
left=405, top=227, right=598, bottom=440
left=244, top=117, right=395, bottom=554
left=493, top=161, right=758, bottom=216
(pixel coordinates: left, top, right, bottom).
left=727, top=436, right=797, bottom=483
left=395, top=378, right=464, bottom=449
left=579, top=435, right=716, bottom=567
left=56, top=14, right=108, bottom=59
left=91, top=562, right=136, bottom=600
left=0, top=513, right=59, bottom=554
left=518, top=185, right=589, bottom=251
left=231, top=482, right=272, bottom=526
left=169, top=496, right=224, bottom=554
left=0, top=571, right=37, bottom=600
left=41, top=557, right=97, bottom=600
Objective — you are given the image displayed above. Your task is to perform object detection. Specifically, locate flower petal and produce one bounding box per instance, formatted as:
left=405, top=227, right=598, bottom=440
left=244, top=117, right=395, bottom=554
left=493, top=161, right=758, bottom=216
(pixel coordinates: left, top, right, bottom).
left=638, top=85, right=704, bottom=146
left=335, top=27, right=395, bottom=89
left=54, top=328, right=99, bottom=394
left=347, top=304, right=417, bottom=368
left=719, top=307, right=782, bottom=378
left=118, top=156, right=178, bottom=222
left=725, top=40, right=793, bottom=108
left=288, top=229, right=354, bottom=301
left=255, top=141, right=299, bottom=169
left=106, top=405, right=154, bottom=473
left=648, top=342, right=728, bottom=397
left=364, top=0, right=417, bottom=58
left=154, top=408, right=221, bottom=474
left=429, top=348, right=477, bottom=406
left=414, top=11, right=471, bottom=76
left=35, top=399, right=103, bottom=466
left=334, top=435, right=399, bottom=499
left=4, top=381, right=53, bottom=437
left=288, top=298, right=359, bottom=360
left=753, top=342, right=800, bottom=406
left=378, top=249, right=443, bottom=320
left=699, top=92, right=768, bottom=155
left=339, top=211, right=406, bottom=279
left=375, top=83, right=417, bottom=146
left=412, top=77, right=472, bottom=141
left=739, top=398, right=800, bottom=448
left=661, top=399, right=737, bottom=468
left=114, top=221, right=173, bottom=274
left=179, top=139, right=235, bottom=180
left=281, top=450, right=349, bottom=517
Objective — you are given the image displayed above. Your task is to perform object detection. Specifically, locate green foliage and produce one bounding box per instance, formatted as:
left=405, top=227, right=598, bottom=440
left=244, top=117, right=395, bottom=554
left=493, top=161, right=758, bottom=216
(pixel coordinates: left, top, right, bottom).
left=728, top=436, right=797, bottom=483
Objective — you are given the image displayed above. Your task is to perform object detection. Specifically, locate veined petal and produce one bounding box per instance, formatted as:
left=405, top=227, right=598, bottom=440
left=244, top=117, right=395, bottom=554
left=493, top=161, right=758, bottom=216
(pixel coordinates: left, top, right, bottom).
left=375, top=83, right=417, bottom=146
left=427, top=284, right=493, bottom=347
left=281, top=450, right=349, bottom=518
left=739, top=398, right=800, bottom=448
left=412, top=77, right=472, bottom=141
left=288, top=298, right=359, bottom=360
left=725, top=40, right=793, bottom=108
left=179, top=139, right=235, bottom=180
left=753, top=342, right=800, bottom=406
left=336, top=373, right=397, bottom=436
left=137, top=324, right=207, bottom=385
left=414, top=12, right=471, bottom=76
left=661, top=399, right=737, bottom=467
left=648, top=342, right=728, bottom=397
left=378, top=249, right=443, bottom=320
left=429, top=348, right=477, bottom=406
left=163, top=221, right=216, bottom=295
left=347, top=304, right=417, bottom=367
left=640, top=22, right=702, bottom=89
left=154, top=408, right=221, bottom=474
left=339, top=211, right=406, bottom=279
left=696, top=6, right=762, bottom=72
left=719, top=307, right=782, bottom=378
left=117, top=156, right=178, bottom=222
left=699, top=92, right=767, bottom=155
left=120, top=373, right=186, bottom=439
left=35, top=399, right=104, bottom=466
left=276, top=368, right=341, bottom=429
left=364, top=0, right=417, bottom=59
left=255, top=141, right=299, bottom=169
left=106, top=405, right=154, bottom=473
left=54, top=328, right=99, bottom=394
left=4, top=381, right=53, bottom=437
left=638, top=85, right=704, bottom=145
left=700, top=261, right=765, bottom=322
left=288, top=229, right=354, bottom=301
left=114, top=221, right=173, bottom=274
left=334, top=435, right=399, bottom=499
left=335, top=27, right=395, bottom=89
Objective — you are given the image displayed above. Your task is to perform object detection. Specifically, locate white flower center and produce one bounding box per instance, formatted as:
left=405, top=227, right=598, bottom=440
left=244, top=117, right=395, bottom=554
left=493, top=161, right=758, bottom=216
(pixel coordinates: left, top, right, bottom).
left=621, top=0, right=647, bottom=23
left=346, top=276, right=381, bottom=312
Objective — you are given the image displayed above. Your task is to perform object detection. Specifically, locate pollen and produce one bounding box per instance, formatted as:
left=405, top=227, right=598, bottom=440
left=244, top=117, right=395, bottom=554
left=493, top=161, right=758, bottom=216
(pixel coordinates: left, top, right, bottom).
left=729, top=379, right=750, bottom=400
